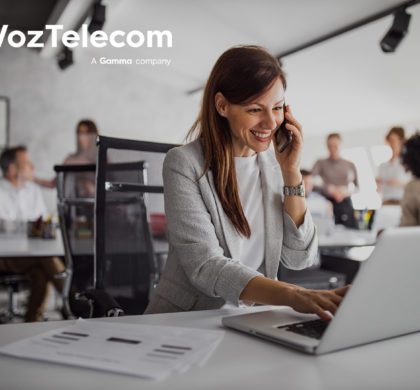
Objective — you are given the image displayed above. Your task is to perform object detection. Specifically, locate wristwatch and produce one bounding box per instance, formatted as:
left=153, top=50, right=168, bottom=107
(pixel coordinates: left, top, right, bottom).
left=283, top=182, right=305, bottom=197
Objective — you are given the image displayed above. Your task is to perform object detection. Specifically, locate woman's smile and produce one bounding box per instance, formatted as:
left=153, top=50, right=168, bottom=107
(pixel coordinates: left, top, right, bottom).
left=250, top=129, right=273, bottom=142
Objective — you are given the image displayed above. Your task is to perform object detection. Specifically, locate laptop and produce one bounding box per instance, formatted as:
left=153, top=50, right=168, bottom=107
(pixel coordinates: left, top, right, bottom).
left=222, top=226, right=420, bottom=354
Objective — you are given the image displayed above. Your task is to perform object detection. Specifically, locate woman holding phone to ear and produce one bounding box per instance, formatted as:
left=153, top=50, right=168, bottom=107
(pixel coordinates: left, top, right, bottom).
left=145, top=46, right=349, bottom=320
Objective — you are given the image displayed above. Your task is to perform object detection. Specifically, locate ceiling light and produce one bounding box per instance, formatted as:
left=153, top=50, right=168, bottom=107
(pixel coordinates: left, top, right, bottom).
left=88, top=1, right=106, bottom=34
left=380, top=9, right=411, bottom=53
left=57, top=47, right=73, bottom=70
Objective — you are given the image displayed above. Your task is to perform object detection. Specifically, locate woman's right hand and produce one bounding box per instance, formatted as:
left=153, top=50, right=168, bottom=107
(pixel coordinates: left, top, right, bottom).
left=240, top=276, right=350, bottom=321
left=287, top=285, right=350, bottom=321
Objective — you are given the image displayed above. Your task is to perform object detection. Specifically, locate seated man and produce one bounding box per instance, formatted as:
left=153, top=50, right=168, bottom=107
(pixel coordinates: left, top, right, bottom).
left=0, top=146, right=65, bottom=322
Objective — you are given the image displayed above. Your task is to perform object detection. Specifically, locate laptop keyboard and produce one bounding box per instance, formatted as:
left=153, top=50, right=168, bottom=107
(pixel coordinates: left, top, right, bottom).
left=278, top=319, right=330, bottom=340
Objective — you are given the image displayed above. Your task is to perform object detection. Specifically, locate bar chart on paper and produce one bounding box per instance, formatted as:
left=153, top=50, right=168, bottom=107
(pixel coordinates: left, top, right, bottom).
left=0, top=319, right=224, bottom=381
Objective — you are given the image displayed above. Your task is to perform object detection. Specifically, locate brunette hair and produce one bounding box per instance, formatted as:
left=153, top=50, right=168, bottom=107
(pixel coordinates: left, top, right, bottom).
left=386, top=126, right=405, bottom=142
left=77, top=119, right=98, bottom=135
left=187, top=46, right=286, bottom=237
left=76, top=119, right=99, bottom=154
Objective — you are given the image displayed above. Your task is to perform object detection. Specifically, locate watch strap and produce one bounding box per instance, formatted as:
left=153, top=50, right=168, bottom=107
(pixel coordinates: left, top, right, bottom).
left=283, top=182, right=305, bottom=197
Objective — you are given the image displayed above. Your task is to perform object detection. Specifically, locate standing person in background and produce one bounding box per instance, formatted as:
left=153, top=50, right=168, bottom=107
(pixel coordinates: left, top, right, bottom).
left=34, top=119, right=99, bottom=317
left=35, top=119, right=99, bottom=191
left=312, top=133, right=359, bottom=229
left=0, top=146, right=65, bottom=322
left=399, top=132, right=420, bottom=226
left=376, top=126, right=411, bottom=205
left=62, top=119, right=99, bottom=166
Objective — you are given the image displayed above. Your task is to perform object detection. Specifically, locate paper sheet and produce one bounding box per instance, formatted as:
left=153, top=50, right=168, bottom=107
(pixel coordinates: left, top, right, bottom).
left=0, top=319, right=224, bottom=381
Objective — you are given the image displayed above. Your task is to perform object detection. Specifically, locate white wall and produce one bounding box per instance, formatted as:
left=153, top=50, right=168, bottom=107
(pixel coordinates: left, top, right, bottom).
left=0, top=45, right=198, bottom=212
left=1, top=42, right=418, bottom=213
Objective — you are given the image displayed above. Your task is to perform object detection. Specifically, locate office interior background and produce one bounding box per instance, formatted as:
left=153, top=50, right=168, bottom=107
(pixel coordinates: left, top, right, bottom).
left=1, top=0, right=419, bottom=214
left=1, top=2, right=420, bottom=388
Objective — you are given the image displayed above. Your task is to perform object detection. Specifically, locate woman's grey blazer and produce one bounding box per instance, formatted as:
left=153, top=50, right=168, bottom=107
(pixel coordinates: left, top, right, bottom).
left=145, top=139, right=318, bottom=314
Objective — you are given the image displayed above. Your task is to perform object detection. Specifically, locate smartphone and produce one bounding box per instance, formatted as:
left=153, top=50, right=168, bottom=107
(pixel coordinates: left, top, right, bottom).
left=275, top=103, right=292, bottom=153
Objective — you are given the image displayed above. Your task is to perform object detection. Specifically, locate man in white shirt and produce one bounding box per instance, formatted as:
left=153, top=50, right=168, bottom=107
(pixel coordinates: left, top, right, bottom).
left=0, top=146, right=65, bottom=322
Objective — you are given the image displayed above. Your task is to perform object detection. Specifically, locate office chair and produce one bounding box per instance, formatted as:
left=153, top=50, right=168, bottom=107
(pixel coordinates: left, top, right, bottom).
left=0, top=273, right=27, bottom=322
left=54, top=164, right=97, bottom=318
left=85, top=135, right=176, bottom=317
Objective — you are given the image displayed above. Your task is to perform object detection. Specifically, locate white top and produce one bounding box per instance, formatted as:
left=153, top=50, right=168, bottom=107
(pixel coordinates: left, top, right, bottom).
left=235, top=154, right=265, bottom=272
left=377, top=158, right=411, bottom=201
left=0, top=178, right=47, bottom=221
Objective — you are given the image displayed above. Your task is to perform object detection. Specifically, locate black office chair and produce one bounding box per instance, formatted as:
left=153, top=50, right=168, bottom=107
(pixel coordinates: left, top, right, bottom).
left=83, top=135, right=176, bottom=317
left=0, top=273, right=27, bottom=322
left=54, top=164, right=97, bottom=318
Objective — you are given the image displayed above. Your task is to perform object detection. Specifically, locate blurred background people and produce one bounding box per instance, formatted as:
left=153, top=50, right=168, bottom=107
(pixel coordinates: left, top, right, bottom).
left=376, top=126, right=411, bottom=205
left=64, top=119, right=99, bottom=166
left=399, top=132, right=420, bottom=226
left=35, top=119, right=99, bottom=193
left=312, top=133, right=358, bottom=228
left=0, top=146, right=65, bottom=322
left=34, top=120, right=99, bottom=316
left=0, top=146, right=45, bottom=221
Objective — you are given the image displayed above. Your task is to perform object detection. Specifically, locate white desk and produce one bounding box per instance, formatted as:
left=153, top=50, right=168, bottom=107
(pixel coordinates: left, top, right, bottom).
left=318, top=228, right=376, bottom=248
left=0, top=306, right=419, bottom=390
left=0, top=234, right=167, bottom=258
left=0, top=233, right=65, bottom=258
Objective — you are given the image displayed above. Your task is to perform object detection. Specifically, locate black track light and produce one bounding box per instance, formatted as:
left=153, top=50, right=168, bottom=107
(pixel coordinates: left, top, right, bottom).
left=57, top=47, right=73, bottom=70
left=380, top=9, right=411, bottom=53
left=88, top=1, right=106, bottom=34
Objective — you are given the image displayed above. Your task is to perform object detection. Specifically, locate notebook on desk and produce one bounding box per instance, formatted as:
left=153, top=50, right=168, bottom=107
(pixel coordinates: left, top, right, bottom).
left=222, top=226, right=420, bottom=354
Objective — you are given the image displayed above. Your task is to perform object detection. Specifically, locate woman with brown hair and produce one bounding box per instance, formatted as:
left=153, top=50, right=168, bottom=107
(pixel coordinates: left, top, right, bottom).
left=376, top=126, right=411, bottom=204
left=35, top=119, right=99, bottom=189
left=145, top=46, right=348, bottom=320
left=63, top=119, right=99, bottom=166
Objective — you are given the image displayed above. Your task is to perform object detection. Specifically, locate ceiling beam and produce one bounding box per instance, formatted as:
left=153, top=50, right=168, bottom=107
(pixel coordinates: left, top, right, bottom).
left=276, top=0, right=420, bottom=59
left=187, top=0, right=420, bottom=95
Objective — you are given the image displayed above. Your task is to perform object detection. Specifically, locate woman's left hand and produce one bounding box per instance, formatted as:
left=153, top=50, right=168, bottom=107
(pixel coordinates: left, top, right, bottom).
left=273, top=105, right=304, bottom=185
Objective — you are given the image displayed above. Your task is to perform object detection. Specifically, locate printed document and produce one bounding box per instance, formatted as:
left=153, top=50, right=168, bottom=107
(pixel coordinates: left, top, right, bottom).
left=0, top=319, right=224, bottom=380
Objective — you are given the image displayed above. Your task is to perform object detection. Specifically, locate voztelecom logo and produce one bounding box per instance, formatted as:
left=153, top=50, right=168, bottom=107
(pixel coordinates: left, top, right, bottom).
left=0, top=24, right=173, bottom=48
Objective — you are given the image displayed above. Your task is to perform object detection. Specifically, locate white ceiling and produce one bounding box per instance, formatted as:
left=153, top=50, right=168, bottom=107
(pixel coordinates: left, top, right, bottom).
left=72, top=0, right=420, bottom=136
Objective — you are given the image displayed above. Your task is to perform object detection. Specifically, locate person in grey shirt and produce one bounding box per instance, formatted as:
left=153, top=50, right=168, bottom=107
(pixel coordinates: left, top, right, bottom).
left=312, top=133, right=358, bottom=228
left=145, top=46, right=349, bottom=320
